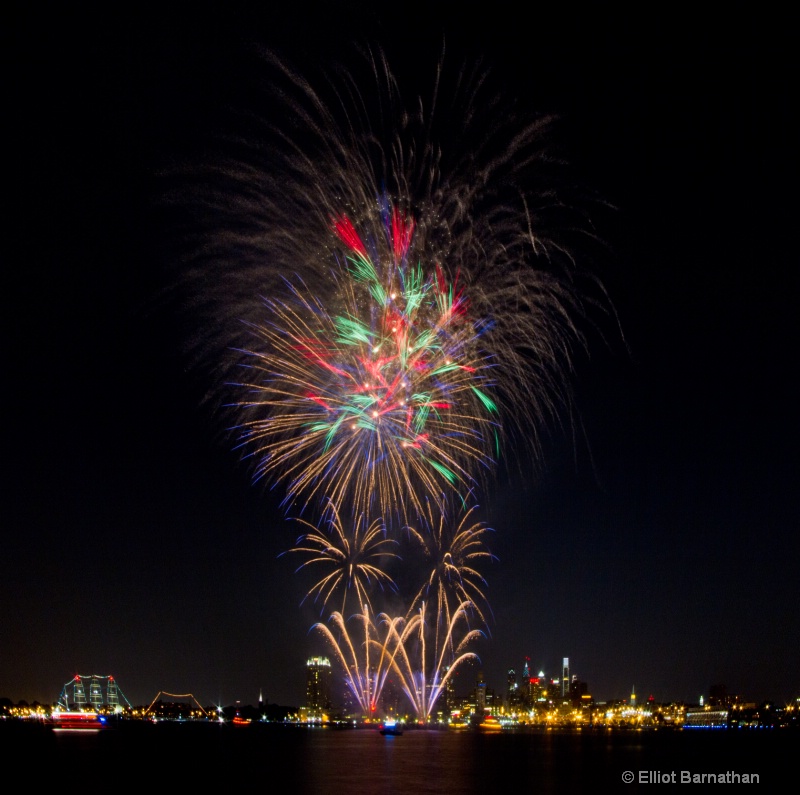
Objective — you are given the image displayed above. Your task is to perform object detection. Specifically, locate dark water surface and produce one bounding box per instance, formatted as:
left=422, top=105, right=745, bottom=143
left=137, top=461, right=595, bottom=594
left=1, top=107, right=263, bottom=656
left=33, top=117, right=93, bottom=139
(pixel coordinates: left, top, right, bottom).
left=6, top=721, right=796, bottom=792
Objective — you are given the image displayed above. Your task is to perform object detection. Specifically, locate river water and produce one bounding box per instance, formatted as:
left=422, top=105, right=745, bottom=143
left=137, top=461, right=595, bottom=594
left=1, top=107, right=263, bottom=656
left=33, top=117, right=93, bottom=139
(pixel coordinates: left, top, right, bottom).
left=6, top=721, right=796, bottom=792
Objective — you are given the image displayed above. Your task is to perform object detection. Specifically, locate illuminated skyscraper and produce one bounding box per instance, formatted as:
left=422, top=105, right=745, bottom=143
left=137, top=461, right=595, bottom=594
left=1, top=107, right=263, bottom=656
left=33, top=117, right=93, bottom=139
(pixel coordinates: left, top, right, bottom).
left=530, top=673, right=546, bottom=704
left=562, top=658, right=570, bottom=698
left=507, top=669, right=520, bottom=708
left=306, top=656, right=333, bottom=713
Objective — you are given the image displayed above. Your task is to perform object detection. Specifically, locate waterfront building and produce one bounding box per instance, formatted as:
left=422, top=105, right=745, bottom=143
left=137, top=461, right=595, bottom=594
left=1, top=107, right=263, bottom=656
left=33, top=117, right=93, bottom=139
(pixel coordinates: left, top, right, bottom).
left=684, top=707, right=729, bottom=728
left=305, top=657, right=333, bottom=718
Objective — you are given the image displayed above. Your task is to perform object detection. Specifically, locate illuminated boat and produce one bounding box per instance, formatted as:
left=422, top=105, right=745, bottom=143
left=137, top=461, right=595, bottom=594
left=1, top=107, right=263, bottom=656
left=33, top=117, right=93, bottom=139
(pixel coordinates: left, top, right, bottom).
left=379, top=718, right=403, bottom=736
left=51, top=711, right=107, bottom=733
left=478, top=715, right=502, bottom=732
left=448, top=711, right=470, bottom=730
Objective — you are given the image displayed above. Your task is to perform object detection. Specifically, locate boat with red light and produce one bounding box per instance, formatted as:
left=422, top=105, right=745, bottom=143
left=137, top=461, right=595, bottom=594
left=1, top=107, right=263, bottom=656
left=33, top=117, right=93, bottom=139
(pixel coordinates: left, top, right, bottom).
left=51, top=711, right=107, bottom=733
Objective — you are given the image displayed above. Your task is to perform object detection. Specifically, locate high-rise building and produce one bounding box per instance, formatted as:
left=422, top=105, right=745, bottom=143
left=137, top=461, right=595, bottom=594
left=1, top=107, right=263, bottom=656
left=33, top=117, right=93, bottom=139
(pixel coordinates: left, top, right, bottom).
left=444, top=667, right=456, bottom=714
left=476, top=670, right=487, bottom=713
left=306, top=657, right=333, bottom=713
left=569, top=678, right=589, bottom=706
left=530, top=674, right=546, bottom=705
left=562, top=658, right=570, bottom=699
left=507, top=669, right=520, bottom=708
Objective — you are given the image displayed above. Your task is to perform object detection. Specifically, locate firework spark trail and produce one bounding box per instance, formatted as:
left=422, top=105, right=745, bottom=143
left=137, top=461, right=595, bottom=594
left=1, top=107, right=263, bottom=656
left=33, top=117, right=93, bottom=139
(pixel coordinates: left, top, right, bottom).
left=386, top=600, right=483, bottom=721
left=313, top=600, right=481, bottom=721
left=312, top=604, right=397, bottom=717
left=284, top=500, right=399, bottom=616
left=235, top=204, right=502, bottom=521
left=312, top=606, right=377, bottom=716
left=407, top=499, right=496, bottom=655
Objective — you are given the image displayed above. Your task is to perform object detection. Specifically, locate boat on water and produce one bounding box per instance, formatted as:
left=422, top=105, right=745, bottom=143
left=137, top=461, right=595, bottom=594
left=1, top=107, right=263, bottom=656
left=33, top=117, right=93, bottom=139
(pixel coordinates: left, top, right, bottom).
left=51, top=711, right=108, bottom=733
left=379, top=719, right=403, bottom=736
left=478, top=715, right=503, bottom=732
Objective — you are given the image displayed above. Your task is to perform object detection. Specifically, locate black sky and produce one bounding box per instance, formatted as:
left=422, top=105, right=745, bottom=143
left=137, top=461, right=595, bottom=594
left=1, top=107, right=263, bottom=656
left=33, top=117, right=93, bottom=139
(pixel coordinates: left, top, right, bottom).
left=5, top=5, right=798, bottom=709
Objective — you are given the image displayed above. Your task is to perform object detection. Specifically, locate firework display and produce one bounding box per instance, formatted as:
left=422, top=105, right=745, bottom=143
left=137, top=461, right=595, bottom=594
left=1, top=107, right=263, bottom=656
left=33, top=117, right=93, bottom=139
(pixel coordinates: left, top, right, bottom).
left=285, top=500, right=399, bottom=616
left=315, top=601, right=482, bottom=719
left=407, top=500, right=495, bottom=632
left=191, top=50, right=599, bottom=721
left=236, top=205, right=500, bottom=522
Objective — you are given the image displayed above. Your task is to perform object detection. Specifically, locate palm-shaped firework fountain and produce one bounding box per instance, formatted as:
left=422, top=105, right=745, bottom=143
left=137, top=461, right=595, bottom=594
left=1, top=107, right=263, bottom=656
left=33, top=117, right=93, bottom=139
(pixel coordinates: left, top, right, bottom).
left=177, top=48, right=604, bottom=721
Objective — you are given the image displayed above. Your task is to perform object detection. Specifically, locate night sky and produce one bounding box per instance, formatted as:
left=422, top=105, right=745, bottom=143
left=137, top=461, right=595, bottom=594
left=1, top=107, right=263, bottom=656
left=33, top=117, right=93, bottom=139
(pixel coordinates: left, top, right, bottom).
left=5, top=6, right=797, bottom=710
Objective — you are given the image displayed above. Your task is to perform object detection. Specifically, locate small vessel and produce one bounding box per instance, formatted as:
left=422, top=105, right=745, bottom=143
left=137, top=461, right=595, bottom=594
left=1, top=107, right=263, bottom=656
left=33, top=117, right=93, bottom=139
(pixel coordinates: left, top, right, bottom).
left=380, top=718, right=403, bottom=736
left=51, top=711, right=107, bottom=733
left=478, top=715, right=502, bottom=732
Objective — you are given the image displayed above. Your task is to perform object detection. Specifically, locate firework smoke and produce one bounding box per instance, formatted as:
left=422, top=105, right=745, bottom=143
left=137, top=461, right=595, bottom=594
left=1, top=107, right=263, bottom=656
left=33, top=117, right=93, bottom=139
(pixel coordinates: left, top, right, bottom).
left=169, top=45, right=608, bottom=720
left=169, top=47, right=605, bottom=489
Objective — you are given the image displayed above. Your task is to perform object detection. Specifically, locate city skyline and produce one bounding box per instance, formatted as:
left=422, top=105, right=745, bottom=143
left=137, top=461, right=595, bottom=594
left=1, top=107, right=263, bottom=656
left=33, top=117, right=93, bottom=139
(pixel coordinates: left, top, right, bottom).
left=4, top=656, right=792, bottom=715
left=2, top=649, right=793, bottom=714
left=5, top=6, right=797, bottom=711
